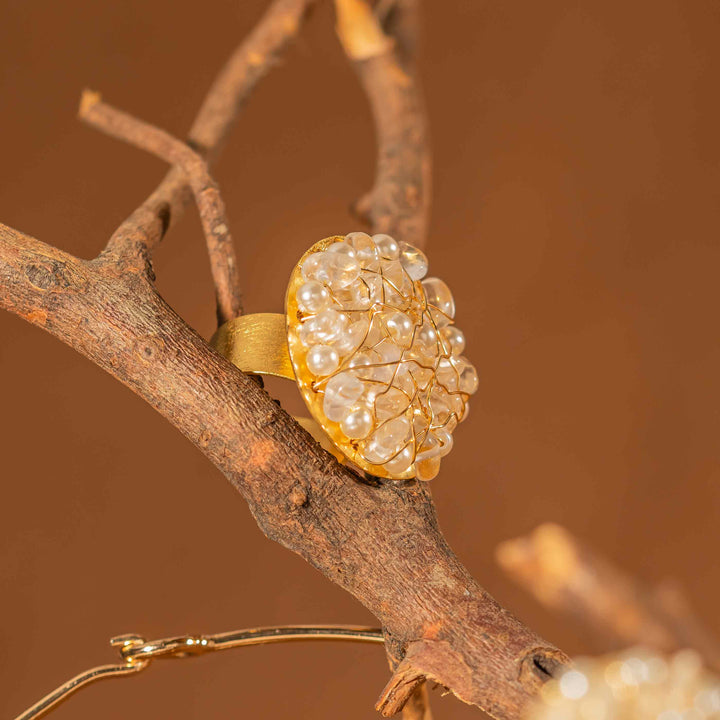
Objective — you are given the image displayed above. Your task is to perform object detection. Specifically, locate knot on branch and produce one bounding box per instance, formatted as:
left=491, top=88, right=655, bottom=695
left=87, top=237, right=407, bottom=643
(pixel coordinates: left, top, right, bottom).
left=24, top=260, right=86, bottom=293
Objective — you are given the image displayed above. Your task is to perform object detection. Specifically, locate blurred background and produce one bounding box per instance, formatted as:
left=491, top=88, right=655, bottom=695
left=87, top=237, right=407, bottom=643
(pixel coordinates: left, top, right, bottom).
left=1, top=1, right=719, bottom=718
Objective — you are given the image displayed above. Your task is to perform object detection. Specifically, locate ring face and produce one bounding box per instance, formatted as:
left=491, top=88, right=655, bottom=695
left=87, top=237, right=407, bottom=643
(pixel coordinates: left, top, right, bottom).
left=286, top=233, right=478, bottom=481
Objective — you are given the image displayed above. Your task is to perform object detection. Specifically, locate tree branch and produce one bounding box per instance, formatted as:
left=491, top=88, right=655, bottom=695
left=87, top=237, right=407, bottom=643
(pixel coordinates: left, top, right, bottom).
left=1, top=3, right=572, bottom=718
left=101, top=0, right=318, bottom=273
left=79, top=92, right=242, bottom=324
left=497, top=523, right=720, bottom=675
left=334, top=0, right=430, bottom=248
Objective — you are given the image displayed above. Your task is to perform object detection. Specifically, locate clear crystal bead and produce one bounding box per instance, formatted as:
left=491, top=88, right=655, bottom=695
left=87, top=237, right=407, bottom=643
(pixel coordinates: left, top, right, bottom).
left=332, top=315, right=370, bottom=357
left=416, top=433, right=442, bottom=462
left=436, top=357, right=459, bottom=392
left=384, top=444, right=414, bottom=474
left=429, top=386, right=452, bottom=424
left=372, top=233, right=400, bottom=260
left=345, top=232, right=379, bottom=267
left=415, top=456, right=441, bottom=481
left=347, top=348, right=381, bottom=381
left=399, top=242, right=429, bottom=281
left=299, top=309, right=348, bottom=346
left=301, top=249, right=360, bottom=289
left=455, top=356, right=479, bottom=395
left=422, top=277, right=455, bottom=323
left=326, top=241, right=356, bottom=260
left=333, top=281, right=372, bottom=310
left=440, top=326, right=465, bottom=356
left=372, top=339, right=403, bottom=383
left=382, top=311, right=415, bottom=348
left=382, top=259, right=414, bottom=299
left=432, top=427, right=454, bottom=457
left=361, top=415, right=412, bottom=464
left=375, top=386, right=410, bottom=422
left=415, top=318, right=439, bottom=354
left=323, top=372, right=365, bottom=422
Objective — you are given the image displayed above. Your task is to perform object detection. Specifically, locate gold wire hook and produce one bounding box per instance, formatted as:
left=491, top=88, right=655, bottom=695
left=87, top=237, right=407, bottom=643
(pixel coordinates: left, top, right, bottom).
left=14, top=625, right=384, bottom=720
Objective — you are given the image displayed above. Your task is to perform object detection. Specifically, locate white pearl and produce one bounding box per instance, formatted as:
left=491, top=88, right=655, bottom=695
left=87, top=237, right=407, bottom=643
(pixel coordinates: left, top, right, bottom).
left=383, top=311, right=415, bottom=348
left=299, top=309, right=348, bottom=346
left=372, top=233, right=400, bottom=260
left=399, top=242, right=429, bottom=281
left=306, top=345, right=339, bottom=376
left=340, top=406, right=374, bottom=439
left=296, top=280, right=331, bottom=313
left=440, top=326, right=465, bottom=356
left=384, top=444, right=414, bottom=474
left=323, top=372, right=365, bottom=422
left=422, top=277, right=455, bottom=322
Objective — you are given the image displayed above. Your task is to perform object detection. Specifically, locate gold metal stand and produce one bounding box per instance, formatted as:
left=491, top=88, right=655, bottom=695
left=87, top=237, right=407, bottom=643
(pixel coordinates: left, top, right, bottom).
left=15, top=626, right=383, bottom=720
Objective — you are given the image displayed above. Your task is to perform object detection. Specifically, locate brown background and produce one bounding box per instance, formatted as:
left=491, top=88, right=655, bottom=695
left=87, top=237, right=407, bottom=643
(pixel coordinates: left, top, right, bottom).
left=1, top=1, right=719, bottom=718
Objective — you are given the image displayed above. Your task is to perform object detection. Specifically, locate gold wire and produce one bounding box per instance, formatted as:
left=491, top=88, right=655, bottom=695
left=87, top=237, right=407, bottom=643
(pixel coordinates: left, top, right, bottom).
left=14, top=625, right=383, bottom=720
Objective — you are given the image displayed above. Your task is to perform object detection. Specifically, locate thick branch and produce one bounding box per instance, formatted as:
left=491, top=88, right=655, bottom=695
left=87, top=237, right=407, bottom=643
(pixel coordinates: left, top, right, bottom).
left=79, top=92, right=242, bottom=324
left=0, top=222, right=568, bottom=719
left=2, top=2, right=570, bottom=717
left=334, top=0, right=430, bottom=248
left=497, top=523, right=720, bottom=674
left=102, top=0, right=317, bottom=272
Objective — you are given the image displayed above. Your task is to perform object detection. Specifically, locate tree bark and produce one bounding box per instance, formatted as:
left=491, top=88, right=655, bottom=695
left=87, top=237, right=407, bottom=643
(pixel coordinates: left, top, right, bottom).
left=0, top=2, right=570, bottom=717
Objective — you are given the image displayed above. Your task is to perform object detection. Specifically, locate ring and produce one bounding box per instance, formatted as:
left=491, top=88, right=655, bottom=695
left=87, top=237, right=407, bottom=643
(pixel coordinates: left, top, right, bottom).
left=212, top=233, right=478, bottom=481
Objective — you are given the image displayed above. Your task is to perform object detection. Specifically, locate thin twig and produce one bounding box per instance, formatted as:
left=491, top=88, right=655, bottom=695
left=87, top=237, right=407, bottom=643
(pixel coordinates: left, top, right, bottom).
left=334, top=0, right=430, bottom=248
left=102, top=0, right=318, bottom=272
left=497, top=523, right=720, bottom=674
left=79, top=92, right=242, bottom=324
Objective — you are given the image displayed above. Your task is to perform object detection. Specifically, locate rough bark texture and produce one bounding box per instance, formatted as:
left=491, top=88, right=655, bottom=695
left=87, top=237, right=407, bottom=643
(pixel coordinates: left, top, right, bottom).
left=335, top=0, right=430, bottom=248
left=498, top=523, right=720, bottom=675
left=1, top=2, right=571, bottom=718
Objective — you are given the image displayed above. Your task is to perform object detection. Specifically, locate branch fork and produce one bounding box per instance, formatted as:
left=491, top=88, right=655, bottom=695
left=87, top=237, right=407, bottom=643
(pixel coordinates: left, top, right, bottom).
left=1, top=2, right=569, bottom=718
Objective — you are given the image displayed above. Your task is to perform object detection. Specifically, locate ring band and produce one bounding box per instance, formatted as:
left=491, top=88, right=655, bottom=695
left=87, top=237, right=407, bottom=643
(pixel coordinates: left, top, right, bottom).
left=212, top=233, right=478, bottom=481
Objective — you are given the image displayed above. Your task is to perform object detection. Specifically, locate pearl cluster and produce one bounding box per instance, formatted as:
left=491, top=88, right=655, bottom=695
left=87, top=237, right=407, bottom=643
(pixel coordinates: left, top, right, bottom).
left=287, top=232, right=478, bottom=481
left=529, top=648, right=720, bottom=720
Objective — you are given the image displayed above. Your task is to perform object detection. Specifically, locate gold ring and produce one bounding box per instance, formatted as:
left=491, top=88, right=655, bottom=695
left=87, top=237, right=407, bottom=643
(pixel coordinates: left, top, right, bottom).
left=213, top=233, right=478, bottom=481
